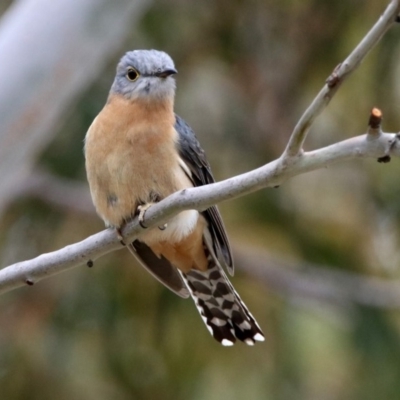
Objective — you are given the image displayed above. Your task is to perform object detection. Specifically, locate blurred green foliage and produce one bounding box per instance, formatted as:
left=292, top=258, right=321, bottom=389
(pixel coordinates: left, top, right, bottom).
left=1, top=0, right=400, bottom=399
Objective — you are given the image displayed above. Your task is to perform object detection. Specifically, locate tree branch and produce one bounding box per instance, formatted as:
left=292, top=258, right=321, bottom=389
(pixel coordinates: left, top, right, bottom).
left=1, top=1, right=400, bottom=299
left=283, top=0, right=400, bottom=157
left=0, top=121, right=399, bottom=295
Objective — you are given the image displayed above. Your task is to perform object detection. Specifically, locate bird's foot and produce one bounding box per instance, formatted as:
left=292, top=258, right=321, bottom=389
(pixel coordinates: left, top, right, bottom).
left=137, top=203, right=154, bottom=229
left=137, top=203, right=168, bottom=230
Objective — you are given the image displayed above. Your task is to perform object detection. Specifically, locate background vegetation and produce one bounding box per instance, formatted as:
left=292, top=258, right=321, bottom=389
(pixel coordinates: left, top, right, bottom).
left=1, top=1, right=400, bottom=399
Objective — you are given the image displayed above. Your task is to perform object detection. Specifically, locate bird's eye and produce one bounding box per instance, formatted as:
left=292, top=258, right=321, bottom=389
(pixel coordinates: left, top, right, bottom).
left=126, top=67, right=139, bottom=82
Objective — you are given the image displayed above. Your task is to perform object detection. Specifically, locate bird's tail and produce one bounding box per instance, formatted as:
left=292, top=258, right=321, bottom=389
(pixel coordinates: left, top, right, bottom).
left=180, top=248, right=265, bottom=346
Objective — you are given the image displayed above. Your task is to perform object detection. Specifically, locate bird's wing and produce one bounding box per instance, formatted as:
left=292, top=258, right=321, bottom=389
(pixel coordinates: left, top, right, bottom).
left=128, top=114, right=233, bottom=297
left=175, top=114, right=234, bottom=275
left=128, top=241, right=190, bottom=298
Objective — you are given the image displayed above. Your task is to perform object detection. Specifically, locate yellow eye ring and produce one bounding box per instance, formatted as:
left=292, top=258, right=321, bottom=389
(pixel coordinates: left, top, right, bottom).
left=126, top=67, right=140, bottom=82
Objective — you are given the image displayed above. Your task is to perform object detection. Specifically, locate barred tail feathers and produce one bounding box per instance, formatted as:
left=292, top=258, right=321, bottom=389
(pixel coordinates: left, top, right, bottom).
left=181, top=252, right=265, bottom=346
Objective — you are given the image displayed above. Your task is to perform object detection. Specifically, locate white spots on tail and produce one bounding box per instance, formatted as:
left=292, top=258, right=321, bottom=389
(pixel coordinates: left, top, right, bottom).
left=210, top=317, right=226, bottom=327
left=254, top=333, right=265, bottom=342
left=180, top=260, right=265, bottom=346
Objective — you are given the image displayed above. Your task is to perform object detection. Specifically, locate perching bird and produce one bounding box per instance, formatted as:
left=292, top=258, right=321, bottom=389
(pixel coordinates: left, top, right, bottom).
left=84, top=49, right=264, bottom=346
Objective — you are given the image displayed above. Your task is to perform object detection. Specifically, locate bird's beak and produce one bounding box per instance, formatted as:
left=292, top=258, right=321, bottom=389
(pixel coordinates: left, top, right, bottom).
left=155, top=68, right=178, bottom=78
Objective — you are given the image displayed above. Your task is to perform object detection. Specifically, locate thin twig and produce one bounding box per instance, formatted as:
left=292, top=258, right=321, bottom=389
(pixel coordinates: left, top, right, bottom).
left=283, top=0, right=400, bottom=158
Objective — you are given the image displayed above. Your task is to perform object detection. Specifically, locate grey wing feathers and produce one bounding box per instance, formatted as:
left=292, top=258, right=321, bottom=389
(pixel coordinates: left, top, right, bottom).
left=175, top=114, right=234, bottom=275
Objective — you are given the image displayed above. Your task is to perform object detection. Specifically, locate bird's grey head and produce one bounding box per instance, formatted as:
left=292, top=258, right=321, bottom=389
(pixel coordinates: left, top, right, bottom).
left=110, top=49, right=177, bottom=101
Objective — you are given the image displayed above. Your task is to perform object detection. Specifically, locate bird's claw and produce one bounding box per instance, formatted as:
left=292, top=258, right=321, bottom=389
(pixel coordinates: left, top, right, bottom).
left=158, top=223, right=168, bottom=231
left=137, top=203, right=154, bottom=229
left=137, top=203, right=167, bottom=231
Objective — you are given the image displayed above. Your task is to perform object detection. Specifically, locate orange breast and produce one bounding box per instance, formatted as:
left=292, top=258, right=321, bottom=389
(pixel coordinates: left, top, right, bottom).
left=85, top=94, right=191, bottom=228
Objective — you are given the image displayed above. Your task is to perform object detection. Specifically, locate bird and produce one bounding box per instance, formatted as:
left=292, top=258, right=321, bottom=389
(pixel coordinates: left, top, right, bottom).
left=84, top=49, right=264, bottom=346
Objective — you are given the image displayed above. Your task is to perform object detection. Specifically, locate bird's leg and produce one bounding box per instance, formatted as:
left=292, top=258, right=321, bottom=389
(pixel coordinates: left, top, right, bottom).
left=137, top=203, right=168, bottom=230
